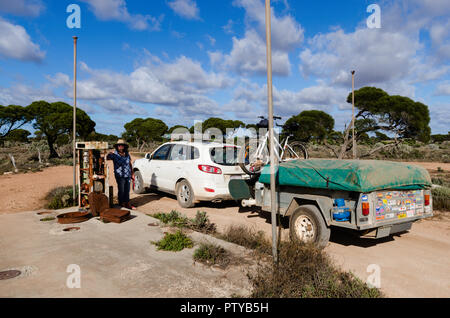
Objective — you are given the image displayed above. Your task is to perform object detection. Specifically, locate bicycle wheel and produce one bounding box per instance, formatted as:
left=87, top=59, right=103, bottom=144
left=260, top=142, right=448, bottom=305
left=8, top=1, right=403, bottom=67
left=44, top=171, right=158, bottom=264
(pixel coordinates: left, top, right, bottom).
left=282, top=141, right=309, bottom=161
left=239, top=140, right=270, bottom=175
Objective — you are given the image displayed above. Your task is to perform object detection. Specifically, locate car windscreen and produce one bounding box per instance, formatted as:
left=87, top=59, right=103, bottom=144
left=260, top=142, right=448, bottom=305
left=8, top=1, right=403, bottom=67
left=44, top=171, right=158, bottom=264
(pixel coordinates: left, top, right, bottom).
left=210, top=146, right=238, bottom=166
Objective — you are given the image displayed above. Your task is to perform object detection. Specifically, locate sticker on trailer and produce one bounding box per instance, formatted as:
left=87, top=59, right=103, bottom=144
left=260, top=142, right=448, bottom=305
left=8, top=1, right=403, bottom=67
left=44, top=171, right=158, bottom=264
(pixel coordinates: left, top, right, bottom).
left=416, top=204, right=423, bottom=209
left=385, top=213, right=395, bottom=219
left=399, top=206, right=407, bottom=211
left=362, top=195, right=368, bottom=202
left=398, top=213, right=407, bottom=219
left=382, top=199, right=388, bottom=205
left=406, top=210, right=415, bottom=217
left=388, top=200, right=396, bottom=205
left=376, top=216, right=385, bottom=221
left=410, top=203, right=416, bottom=209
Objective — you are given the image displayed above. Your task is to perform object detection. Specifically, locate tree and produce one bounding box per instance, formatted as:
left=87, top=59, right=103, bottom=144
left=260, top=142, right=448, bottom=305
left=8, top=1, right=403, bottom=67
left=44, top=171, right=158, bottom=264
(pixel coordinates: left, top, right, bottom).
left=168, top=125, right=189, bottom=134
left=4, top=129, right=31, bottom=143
left=28, top=101, right=96, bottom=158
left=123, top=118, right=168, bottom=149
left=283, top=110, right=335, bottom=143
left=0, top=105, right=32, bottom=143
left=202, top=117, right=245, bottom=135
left=338, top=87, right=431, bottom=158
left=346, top=87, right=431, bottom=142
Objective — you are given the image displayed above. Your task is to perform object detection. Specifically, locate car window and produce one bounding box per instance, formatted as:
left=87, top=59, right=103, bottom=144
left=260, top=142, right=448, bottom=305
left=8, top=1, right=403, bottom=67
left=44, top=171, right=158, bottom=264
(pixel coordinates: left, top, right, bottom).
left=152, top=144, right=172, bottom=160
left=169, top=144, right=187, bottom=161
left=188, top=146, right=200, bottom=160
left=210, top=146, right=238, bottom=166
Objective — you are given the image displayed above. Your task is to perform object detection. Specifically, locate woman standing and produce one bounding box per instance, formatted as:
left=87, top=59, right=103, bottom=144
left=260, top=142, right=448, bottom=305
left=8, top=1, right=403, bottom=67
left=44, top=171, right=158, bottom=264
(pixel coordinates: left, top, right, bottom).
left=107, top=139, right=136, bottom=210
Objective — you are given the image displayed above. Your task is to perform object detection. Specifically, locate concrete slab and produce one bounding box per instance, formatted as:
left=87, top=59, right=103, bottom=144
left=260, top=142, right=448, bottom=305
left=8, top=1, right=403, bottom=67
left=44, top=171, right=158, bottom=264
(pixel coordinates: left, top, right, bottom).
left=0, top=209, right=252, bottom=298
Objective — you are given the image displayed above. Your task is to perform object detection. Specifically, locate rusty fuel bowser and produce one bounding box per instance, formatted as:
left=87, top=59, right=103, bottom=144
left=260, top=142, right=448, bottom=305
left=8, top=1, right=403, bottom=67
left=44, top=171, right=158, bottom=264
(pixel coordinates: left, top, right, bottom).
left=76, top=141, right=113, bottom=210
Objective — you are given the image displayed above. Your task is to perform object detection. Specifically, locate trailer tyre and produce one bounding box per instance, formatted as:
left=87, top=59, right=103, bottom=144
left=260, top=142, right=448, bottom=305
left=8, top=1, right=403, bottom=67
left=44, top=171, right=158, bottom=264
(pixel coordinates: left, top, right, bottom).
left=289, top=205, right=330, bottom=248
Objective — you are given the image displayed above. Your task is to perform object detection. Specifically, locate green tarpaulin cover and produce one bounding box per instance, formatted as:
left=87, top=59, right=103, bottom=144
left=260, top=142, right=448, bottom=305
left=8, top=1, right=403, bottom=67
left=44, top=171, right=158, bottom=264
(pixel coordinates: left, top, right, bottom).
left=259, top=159, right=431, bottom=193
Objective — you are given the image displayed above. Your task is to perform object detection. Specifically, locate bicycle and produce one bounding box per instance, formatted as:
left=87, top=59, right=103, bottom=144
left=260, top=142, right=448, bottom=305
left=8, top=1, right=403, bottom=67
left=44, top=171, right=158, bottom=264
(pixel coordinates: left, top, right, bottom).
left=239, top=116, right=308, bottom=176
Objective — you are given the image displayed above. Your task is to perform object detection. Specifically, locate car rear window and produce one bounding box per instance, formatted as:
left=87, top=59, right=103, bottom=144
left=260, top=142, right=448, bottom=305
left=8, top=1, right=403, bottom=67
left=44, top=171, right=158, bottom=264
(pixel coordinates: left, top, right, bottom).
left=210, top=146, right=238, bottom=166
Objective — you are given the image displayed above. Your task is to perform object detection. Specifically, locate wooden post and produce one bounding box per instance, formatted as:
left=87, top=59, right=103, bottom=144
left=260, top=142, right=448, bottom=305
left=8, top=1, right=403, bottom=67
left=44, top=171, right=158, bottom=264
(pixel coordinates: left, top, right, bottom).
left=73, top=36, right=78, bottom=201
left=265, top=0, right=278, bottom=263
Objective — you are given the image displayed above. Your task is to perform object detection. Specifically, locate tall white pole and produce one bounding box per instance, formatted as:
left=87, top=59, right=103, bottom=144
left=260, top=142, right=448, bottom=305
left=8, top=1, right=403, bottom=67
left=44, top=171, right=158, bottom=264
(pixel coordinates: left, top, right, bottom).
left=265, top=0, right=278, bottom=263
left=73, top=36, right=78, bottom=201
left=352, top=70, right=356, bottom=159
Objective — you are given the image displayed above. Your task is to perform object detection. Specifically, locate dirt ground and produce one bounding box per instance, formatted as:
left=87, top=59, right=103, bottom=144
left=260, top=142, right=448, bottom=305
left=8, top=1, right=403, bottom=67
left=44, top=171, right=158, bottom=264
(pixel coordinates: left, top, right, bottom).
left=1, top=159, right=449, bottom=297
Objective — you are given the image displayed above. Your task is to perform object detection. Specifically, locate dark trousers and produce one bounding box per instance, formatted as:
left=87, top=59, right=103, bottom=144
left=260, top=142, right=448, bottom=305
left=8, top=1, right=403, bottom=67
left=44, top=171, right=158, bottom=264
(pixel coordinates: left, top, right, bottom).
left=116, top=177, right=131, bottom=205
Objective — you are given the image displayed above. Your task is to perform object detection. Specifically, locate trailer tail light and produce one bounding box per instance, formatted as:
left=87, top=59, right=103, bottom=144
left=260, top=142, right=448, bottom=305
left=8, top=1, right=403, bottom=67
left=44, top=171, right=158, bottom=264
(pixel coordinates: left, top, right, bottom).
left=424, top=194, right=430, bottom=206
left=362, top=202, right=370, bottom=216
left=198, top=165, right=222, bottom=174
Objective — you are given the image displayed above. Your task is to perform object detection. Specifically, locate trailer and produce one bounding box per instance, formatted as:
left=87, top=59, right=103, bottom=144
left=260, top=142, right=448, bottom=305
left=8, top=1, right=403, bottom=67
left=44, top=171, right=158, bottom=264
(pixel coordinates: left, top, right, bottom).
left=229, top=159, right=433, bottom=247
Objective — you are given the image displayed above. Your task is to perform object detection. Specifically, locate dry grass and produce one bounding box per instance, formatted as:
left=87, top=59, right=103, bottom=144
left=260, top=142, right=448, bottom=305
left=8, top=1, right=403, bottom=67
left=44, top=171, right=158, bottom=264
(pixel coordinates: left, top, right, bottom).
left=248, top=242, right=383, bottom=298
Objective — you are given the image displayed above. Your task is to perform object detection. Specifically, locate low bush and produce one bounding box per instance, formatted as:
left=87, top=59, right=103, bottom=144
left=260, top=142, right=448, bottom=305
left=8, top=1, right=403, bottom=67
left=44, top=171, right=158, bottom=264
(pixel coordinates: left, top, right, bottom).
left=193, top=243, right=231, bottom=268
left=248, top=242, right=383, bottom=298
left=152, top=230, right=194, bottom=251
left=218, top=225, right=271, bottom=254
left=432, top=186, right=450, bottom=211
left=151, top=210, right=217, bottom=233
left=152, top=210, right=188, bottom=227
left=189, top=211, right=217, bottom=234
left=45, top=186, right=78, bottom=210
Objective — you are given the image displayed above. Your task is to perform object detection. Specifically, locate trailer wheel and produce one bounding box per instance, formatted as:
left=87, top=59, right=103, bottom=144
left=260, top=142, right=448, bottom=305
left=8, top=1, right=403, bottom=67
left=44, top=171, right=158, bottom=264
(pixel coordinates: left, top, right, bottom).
left=289, top=205, right=330, bottom=248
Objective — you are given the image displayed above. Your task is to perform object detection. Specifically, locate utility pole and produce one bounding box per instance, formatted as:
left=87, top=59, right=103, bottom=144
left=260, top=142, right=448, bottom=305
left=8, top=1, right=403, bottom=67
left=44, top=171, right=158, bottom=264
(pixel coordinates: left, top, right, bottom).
left=73, top=36, right=78, bottom=202
left=265, top=0, right=278, bottom=263
left=351, top=70, right=356, bottom=159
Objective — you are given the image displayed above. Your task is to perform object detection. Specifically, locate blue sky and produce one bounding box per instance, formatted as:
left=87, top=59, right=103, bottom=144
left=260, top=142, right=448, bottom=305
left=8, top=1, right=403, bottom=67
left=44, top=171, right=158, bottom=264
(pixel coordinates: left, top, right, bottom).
left=0, top=0, right=449, bottom=136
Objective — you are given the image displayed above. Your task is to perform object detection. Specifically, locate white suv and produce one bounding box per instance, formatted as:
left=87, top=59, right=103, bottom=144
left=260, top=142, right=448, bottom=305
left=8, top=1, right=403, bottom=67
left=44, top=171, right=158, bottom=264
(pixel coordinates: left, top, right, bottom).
left=132, top=141, right=246, bottom=208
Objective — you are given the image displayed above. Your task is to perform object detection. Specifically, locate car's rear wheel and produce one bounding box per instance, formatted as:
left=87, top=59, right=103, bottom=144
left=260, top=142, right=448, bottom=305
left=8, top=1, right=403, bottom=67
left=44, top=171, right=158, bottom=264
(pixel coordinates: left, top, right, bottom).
left=176, top=180, right=195, bottom=208
left=132, top=170, right=146, bottom=194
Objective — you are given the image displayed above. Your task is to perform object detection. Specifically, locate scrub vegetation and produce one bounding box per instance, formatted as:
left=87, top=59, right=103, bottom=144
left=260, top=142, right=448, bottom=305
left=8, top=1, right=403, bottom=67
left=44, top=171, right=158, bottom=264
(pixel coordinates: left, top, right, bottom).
left=193, top=243, right=232, bottom=268
left=152, top=230, right=194, bottom=252
left=218, top=225, right=382, bottom=298
left=45, top=186, right=78, bottom=210
left=151, top=210, right=217, bottom=234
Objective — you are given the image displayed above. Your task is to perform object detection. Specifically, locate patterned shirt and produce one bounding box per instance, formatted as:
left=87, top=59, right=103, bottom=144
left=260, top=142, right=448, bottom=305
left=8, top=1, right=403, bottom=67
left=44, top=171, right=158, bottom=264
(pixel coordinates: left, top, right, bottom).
left=107, top=151, right=132, bottom=179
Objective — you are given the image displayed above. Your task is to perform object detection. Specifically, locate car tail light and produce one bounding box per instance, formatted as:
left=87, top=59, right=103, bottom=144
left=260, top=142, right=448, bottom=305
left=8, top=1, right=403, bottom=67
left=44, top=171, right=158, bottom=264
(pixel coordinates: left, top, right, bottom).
left=424, top=194, right=430, bottom=206
left=198, top=165, right=222, bottom=174
left=362, top=202, right=370, bottom=216
left=204, top=187, right=215, bottom=193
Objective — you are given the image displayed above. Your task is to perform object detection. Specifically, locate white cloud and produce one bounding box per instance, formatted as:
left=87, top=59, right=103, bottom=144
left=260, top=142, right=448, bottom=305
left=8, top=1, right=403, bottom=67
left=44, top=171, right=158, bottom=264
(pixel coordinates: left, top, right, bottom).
left=0, top=0, right=45, bottom=17
left=434, top=82, right=450, bottom=96
left=233, top=0, right=304, bottom=51
left=168, top=0, right=200, bottom=20
left=0, top=17, right=45, bottom=62
left=212, top=0, right=304, bottom=77
left=299, top=28, right=421, bottom=87
left=215, top=29, right=291, bottom=76
left=44, top=54, right=233, bottom=118
left=81, top=0, right=163, bottom=31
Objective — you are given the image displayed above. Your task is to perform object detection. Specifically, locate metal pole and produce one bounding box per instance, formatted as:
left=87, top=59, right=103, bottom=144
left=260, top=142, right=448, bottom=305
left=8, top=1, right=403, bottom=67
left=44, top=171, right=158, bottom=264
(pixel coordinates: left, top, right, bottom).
left=351, top=70, right=356, bottom=159
left=73, top=36, right=78, bottom=201
left=265, top=0, right=278, bottom=263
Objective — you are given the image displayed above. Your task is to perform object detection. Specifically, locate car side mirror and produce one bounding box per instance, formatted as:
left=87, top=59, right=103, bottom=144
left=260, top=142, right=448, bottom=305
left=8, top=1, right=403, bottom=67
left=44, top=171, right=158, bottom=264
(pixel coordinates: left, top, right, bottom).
left=145, top=153, right=151, bottom=160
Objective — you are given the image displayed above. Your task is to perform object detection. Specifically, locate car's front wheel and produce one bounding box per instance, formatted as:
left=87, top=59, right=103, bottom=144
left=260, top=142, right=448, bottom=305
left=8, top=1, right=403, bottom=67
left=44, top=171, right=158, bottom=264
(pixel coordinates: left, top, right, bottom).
left=132, top=170, right=146, bottom=194
left=176, top=180, right=195, bottom=208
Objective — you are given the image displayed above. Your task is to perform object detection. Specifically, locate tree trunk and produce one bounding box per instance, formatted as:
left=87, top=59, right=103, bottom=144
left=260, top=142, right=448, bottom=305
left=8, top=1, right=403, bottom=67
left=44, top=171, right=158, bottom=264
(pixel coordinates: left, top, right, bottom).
left=48, top=138, right=60, bottom=159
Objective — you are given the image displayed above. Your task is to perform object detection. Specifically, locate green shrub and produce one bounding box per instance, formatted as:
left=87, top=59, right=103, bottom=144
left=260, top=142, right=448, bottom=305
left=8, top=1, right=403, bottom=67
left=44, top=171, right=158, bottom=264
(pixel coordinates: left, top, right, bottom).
left=151, top=210, right=216, bottom=233
left=248, top=242, right=383, bottom=298
left=152, top=230, right=194, bottom=251
left=193, top=243, right=231, bottom=268
left=40, top=217, right=56, bottom=222
left=152, top=210, right=188, bottom=227
left=432, top=186, right=450, bottom=211
left=218, top=225, right=271, bottom=254
left=188, top=211, right=217, bottom=234
left=45, top=186, right=78, bottom=210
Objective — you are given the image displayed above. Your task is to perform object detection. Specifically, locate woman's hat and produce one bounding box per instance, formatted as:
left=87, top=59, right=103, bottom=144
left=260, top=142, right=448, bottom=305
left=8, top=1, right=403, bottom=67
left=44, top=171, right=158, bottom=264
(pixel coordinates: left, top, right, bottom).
left=114, top=139, right=129, bottom=148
